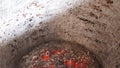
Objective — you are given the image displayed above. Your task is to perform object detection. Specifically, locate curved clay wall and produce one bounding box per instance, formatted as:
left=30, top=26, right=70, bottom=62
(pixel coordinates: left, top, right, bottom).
left=0, top=0, right=120, bottom=68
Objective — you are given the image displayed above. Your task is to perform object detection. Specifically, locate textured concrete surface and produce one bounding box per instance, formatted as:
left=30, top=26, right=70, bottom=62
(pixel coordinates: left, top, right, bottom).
left=0, top=0, right=120, bottom=68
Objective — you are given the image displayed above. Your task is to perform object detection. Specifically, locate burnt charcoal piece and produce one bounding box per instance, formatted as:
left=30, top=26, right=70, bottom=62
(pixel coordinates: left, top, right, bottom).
left=19, top=41, right=100, bottom=68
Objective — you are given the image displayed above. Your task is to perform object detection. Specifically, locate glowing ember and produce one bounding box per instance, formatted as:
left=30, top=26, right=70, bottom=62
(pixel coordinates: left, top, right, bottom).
left=19, top=41, right=99, bottom=68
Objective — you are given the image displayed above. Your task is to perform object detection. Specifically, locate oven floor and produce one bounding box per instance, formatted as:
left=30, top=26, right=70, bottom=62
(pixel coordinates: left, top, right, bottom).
left=19, top=41, right=100, bottom=68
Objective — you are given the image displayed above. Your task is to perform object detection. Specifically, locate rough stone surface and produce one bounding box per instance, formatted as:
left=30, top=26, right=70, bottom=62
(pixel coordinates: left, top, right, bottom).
left=0, top=0, right=120, bottom=68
